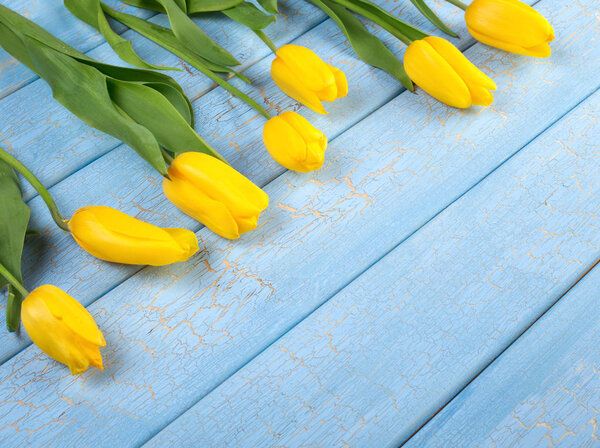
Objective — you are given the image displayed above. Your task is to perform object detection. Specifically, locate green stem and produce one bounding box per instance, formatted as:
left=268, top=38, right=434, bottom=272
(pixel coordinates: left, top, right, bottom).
left=0, top=262, right=28, bottom=297
left=445, top=0, right=468, bottom=10
left=199, top=66, right=272, bottom=120
left=254, top=29, right=277, bottom=53
left=0, top=147, right=69, bottom=231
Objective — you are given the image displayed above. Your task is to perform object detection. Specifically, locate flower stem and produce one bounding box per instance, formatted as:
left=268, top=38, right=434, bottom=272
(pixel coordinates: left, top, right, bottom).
left=200, top=66, right=272, bottom=120
left=254, top=29, right=278, bottom=53
left=445, top=0, right=468, bottom=11
left=0, top=147, right=69, bottom=231
left=0, top=262, right=28, bottom=297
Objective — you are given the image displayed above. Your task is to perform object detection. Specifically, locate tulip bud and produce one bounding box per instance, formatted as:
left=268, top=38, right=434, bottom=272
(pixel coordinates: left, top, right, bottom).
left=404, top=36, right=497, bottom=108
left=163, top=153, right=269, bottom=240
left=465, top=0, right=554, bottom=58
left=21, top=285, right=105, bottom=375
left=271, top=44, right=348, bottom=114
left=68, top=206, right=199, bottom=266
left=263, top=111, right=327, bottom=173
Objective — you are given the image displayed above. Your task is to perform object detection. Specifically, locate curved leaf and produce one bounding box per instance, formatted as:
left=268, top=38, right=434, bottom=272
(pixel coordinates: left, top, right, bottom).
left=223, top=2, right=275, bottom=30
left=23, top=34, right=167, bottom=174
left=108, top=79, right=227, bottom=162
left=407, top=0, right=457, bottom=37
left=64, top=0, right=179, bottom=70
left=308, top=0, right=414, bottom=90
left=331, top=0, right=428, bottom=43
left=257, top=0, right=278, bottom=14
left=152, top=0, right=240, bottom=67
left=0, top=158, right=30, bottom=332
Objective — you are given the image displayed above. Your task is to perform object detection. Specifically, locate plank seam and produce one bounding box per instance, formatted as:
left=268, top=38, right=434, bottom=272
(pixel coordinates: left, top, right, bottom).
left=400, top=248, right=600, bottom=446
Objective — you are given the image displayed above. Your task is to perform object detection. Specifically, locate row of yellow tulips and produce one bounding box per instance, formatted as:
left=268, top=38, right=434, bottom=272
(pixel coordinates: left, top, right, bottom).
left=15, top=0, right=554, bottom=375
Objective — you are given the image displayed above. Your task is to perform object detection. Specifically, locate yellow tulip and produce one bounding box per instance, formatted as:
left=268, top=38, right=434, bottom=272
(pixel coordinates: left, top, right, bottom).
left=21, top=285, right=105, bottom=375
left=271, top=44, right=348, bottom=114
left=465, top=0, right=554, bottom=58
left=69, top=206, right=199, bottom=266
left=404, top=36, right=497, bottom=108
left=263, top=111, right=327, bottom=172
left=163, top=152, right=269, bottom=239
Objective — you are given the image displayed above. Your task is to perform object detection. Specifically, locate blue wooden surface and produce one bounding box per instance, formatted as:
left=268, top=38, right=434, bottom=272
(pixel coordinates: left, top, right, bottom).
left=0, top=0, right=598, bottom=446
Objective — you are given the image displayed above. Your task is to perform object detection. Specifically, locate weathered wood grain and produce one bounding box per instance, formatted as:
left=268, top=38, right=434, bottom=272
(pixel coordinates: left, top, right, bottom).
left=145, top=87, right=600, bottom=448
left=0, top=0, right=155, bottom=99
left=0, top=0, right=596, bottom=445
left=404, top=264, right=600, bottom=448
left=0, top=0, right=463, bottom=359
left=0, top=0, right=327, bottom=200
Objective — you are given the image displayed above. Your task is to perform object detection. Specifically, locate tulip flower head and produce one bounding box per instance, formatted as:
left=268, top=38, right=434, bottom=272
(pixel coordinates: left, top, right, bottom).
left=465, top=0, right=554, bottom=58
left=263, top=111, right=328, bottom=172
left=163, top=152, right=269, bottom=240
left=69, top=206, right=199, bottom=266
left=404, top=36, right=497, bottom=108
left=271, top=44, right=348, bottom=114
left=21, top=285, right=105, bottom=375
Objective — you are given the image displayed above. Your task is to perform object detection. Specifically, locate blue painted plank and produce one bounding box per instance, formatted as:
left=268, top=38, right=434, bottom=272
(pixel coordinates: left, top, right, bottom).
left=0, top=0, right=596, bottom=445
left=0, top=0, right=155, bottom=98
left=145, top=86, right=600, bottom=448
left=0, top=0, right=463, bottom=358
left=0, top=0, right=327, bottom=201
left=404, top=263, right=600, bottom=448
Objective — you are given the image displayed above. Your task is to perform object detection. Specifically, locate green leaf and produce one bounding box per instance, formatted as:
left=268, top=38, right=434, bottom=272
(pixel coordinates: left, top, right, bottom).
left=101, top=3, right=250, bottom=81
left=64, top=0, right=179, bottom=71
left=0, top=158, right=30, bottom=332
left=331, top=0, right=429, bottom=43
left=107, top=78, right=226, bottom=162
left=23, top=34, right=168, bottom=174
left=308, top=0, right=414, bottom=91
left=223, top=2, right=275, bottom=30
left=121, top=0, right=243, bottom=13
left=256, top=0, right=278, bottom=14
left=152, top=0, right=240, bottom=67
left=407, top=0, right=457, bottom=38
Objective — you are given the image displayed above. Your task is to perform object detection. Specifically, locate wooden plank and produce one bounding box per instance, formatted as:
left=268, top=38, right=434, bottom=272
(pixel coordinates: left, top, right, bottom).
left=0, top=0, right=155, bottom=99
left=404, top=264, right=600, bottom=448
left=0, top=0, right=463, bottom=358
left=0, top=0, right=327, bottom=200
left=145, top=87, right=600, bottom=448
left=0, top=0, right=596, bottom=446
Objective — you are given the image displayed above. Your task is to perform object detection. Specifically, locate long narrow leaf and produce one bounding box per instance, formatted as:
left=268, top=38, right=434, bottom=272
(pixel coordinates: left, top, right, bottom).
left=307, top=0, right=414, bottom=90
left=121, top=0, right=243, bottom=13
left=152, top=0, right=240, bottom=66
left=65, top=0, right=178, bottom=70
left=331, top=0, right=429, bottom=43
left=0, top=158, right=30, bottom=332
left=408, top=0, right=457, bottom=37
left=101, top=2, right=250, bottom=81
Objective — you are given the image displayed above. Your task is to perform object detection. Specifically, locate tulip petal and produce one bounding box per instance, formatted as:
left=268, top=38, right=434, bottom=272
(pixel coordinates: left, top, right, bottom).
left=404, top=40, right=472, bottom=108
left=163, top=174, right=240, bottom=239
left=465, top=0, right=554, bottom=56
left=271, top=58, right=327, bottom=114
left=263, top=115, right=309, bottom=171
left=330, top=65, right=349, bottom=99
left=168, top=153, right=269, bottom=225
left=275, top=45, right=337, bottom=94
left=163, top=227, right=200, bottom=260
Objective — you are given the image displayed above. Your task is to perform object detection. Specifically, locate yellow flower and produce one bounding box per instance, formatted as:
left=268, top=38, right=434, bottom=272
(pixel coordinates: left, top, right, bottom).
left=263, top=111, right=327, bottom=172
left=465, top=0, right=554, bottom=58
left=163, top=152, right=269, bottom=239
left=404, top=36, right=497, bottom=108
left=21, top=285, right=105, bottom=375
left=69, top=206, right=199, bottom=266
left=271, top=44, right=348, bottom=114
